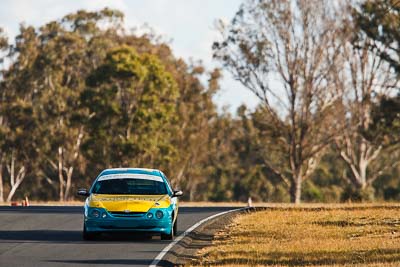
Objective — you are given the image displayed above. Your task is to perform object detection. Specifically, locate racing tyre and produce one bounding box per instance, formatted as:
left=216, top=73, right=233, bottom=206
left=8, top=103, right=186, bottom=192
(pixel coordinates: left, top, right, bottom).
left=161, top=218, right=176, bottom=240
left=173, top=218, right=178, bottom=235
left=82, top=223, right=97, bottom=241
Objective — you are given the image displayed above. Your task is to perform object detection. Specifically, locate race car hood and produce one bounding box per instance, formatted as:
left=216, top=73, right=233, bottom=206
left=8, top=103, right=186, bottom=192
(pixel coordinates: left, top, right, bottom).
left=88, top=194, right=171, bottom=212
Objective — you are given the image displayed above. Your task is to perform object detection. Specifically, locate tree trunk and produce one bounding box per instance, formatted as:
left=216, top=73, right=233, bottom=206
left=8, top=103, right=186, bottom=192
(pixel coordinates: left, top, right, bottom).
left=58, top=146, right=64, bottom=201
left=290, top=175, right=302, bottom=204
left=0, top=155, right=3, bottom=202
left=6, top=166, right=26, bottom=202
left=63, top=128, right=84, bottom=201
left=64, top=166, right=73, bottom=201
left=355, top=159, right=372, bottom=201
left=189, top=182, right=197, bottom=202
left=340, top=152, right=368, bottom=190
left=359, top=157, right=368, bottom=189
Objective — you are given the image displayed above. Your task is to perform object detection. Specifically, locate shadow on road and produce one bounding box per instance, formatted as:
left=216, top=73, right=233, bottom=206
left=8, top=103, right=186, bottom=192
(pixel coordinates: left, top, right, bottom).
left=0, top=206, right=83, bottom=214
left=181, top=206, right=241, bottom=214
left=0, top=230, right=172, bottom=244
left=47, top=259, right=154, bottom=265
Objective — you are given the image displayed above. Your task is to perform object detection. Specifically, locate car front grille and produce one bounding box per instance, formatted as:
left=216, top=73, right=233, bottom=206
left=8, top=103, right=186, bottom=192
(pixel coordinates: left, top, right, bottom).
left=109, top=211, right=146, bottom=217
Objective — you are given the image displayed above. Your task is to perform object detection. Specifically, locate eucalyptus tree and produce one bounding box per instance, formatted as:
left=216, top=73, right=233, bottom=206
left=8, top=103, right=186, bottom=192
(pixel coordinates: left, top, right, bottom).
left=333, top=30, right=399, bottom=197
left=0, top=27, right=8, bottom=201
left=168, top=66, right=220, bottom=199
left=213, top=0, right=343, bottom=203
left=117, top=35, right=223, bottom=194
left=355, top=0, right=400, bottom=75
left=3, top=9, right=124, bottom=201
left=0, top=8, right=225, bottom=201
left=82, top=46, right=179, bottom=171
left=35, top=10, right=118, bottom=200
left=369, top=95, right=400, bottom=145
left=0, top=25, right=40, bottom=202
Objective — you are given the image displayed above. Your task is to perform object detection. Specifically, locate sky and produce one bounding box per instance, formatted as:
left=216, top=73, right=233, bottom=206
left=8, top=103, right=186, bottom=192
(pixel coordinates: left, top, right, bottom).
left=0, top=0, right=260, bottom=113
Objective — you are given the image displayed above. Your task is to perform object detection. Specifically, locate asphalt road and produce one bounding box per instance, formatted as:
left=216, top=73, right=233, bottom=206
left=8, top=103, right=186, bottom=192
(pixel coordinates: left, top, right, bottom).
left=0, top=206, right=238, bottom=267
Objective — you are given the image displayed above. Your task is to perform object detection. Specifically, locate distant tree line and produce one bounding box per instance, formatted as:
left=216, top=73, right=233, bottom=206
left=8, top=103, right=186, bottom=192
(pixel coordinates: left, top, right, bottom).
left=0, top=0, right=399, bottom=203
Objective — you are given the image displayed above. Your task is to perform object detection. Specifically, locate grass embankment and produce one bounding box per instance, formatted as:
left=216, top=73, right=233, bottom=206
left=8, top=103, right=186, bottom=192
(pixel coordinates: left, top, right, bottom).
left=192, top=205, right=400, bottom=266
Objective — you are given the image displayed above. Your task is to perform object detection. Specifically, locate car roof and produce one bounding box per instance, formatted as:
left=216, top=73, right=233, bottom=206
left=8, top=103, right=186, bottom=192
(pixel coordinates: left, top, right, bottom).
left=99, top=168, right=162, bottom=177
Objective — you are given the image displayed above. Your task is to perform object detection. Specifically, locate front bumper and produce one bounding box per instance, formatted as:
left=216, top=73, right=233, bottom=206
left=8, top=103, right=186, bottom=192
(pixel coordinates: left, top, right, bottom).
left=84, top=207, right=172, bottom=234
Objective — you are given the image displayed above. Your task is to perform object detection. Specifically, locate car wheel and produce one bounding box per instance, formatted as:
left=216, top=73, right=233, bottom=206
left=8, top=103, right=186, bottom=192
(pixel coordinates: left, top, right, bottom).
left=173, top=218, right=178, bottom=235
left=161, top=218, right=176, bottom=240
left=82, top=223, right=97, bottom=241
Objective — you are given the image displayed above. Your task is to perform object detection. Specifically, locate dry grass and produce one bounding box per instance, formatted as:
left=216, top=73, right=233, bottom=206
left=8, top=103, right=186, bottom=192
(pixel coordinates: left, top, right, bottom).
left=179, top=202, right=248, bottom=207
left=192, top=205, right=400, bottom=266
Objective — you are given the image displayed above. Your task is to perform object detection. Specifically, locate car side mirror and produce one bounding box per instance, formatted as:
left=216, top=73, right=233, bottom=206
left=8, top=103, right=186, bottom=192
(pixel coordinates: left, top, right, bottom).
left=77, top=188, right=90, bottom=197
left=173, top=190, right=183, bottom=198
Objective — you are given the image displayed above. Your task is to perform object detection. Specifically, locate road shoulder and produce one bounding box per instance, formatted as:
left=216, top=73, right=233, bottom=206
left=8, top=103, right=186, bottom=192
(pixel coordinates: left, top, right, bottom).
left=159, top=208, right=251, bottom=266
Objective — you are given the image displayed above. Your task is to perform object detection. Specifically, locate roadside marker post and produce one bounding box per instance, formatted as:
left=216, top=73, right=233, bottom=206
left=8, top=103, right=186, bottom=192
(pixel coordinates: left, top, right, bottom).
left=247, top=197, right=253, bottom=207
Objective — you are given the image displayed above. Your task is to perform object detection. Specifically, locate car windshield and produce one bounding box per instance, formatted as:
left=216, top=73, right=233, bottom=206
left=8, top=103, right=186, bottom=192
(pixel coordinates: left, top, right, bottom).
left=92, top=178, right=168, bottom=195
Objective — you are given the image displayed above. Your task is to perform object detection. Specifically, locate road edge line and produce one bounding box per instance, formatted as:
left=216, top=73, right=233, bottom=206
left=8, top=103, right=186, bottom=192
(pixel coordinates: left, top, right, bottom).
left=149, top=207, right=248, bottom=267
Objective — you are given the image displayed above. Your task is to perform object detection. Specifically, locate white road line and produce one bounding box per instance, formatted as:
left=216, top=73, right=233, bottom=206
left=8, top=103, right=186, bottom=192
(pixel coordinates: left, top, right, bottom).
left=149, top=207, right=247, bottom=267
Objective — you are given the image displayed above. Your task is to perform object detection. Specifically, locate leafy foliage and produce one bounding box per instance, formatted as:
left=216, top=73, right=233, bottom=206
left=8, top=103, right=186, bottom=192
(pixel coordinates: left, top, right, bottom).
left=0, top=4, right=398, bottom=203
left=355, top=0, right=400, bottom=74
left=82, top=46, right=179, bottom=169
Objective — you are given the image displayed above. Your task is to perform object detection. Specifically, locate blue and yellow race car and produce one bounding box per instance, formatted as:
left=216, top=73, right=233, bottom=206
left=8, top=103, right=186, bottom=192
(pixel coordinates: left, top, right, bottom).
left=77, top=168, right=183, bottom=240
